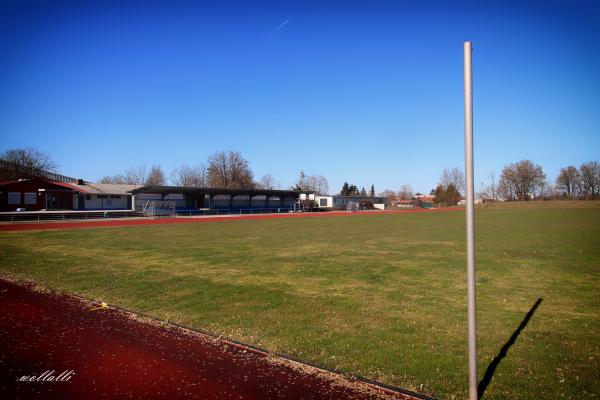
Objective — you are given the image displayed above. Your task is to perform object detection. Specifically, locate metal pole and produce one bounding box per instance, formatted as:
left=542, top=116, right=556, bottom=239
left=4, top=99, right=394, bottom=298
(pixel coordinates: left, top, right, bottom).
left=464, top=41, right=478, bottom=400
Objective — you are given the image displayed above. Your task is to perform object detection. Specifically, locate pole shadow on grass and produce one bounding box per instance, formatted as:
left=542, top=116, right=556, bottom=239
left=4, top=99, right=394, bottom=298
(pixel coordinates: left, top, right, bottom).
left=478, top=298, right=543, bottom=399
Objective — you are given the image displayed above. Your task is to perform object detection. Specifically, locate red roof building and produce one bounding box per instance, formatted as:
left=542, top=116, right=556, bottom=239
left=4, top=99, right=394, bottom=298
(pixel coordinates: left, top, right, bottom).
left=0, top=178, right=86, bottom=212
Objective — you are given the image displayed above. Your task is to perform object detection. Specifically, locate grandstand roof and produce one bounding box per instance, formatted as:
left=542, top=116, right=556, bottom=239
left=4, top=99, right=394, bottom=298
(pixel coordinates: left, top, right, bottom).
left=130, top=185, right=304, bottom=197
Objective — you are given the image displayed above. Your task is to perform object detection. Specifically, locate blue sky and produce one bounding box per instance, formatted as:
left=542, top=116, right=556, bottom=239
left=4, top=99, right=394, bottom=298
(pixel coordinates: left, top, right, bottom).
left=1, top=0, right=598, bottom=194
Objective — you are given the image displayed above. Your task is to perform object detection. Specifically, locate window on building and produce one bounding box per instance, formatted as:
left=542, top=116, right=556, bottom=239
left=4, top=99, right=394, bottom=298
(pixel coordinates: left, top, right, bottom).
left=24, top=192, right=37, bottom=205
left=8, top=192, right=20, bottom=205
left=320, top=198, right=328, bottom=207
left=97, top=195, right=107, bottom=199
left=85, top=195, right=91, bottom=200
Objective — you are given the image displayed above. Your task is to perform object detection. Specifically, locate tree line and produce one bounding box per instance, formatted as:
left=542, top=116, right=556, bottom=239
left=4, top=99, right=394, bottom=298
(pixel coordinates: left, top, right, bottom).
left=1, top=148, right=598, bottom=200
left=0, top=148, right=331, bottom=193
left=100, top=153, right=333, bottom=193
left=435, top=161, right=600, bottom=203
left=377, top=159, right=600, bottom=207
left=0, top=148, right=58, bottom=181
left=338, top=182, right=376, bottom=197
left=482, top=160, right=600, bottom=201
left=96, top=151, right=256, bottom=188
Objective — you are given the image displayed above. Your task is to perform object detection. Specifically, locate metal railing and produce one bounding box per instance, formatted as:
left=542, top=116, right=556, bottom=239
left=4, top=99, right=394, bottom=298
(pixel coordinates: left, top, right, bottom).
left=0, top=211, right=143, bottom=224
left=174, top=207, right=292, bottom=217
left=0, top=206, right=326, bottom=224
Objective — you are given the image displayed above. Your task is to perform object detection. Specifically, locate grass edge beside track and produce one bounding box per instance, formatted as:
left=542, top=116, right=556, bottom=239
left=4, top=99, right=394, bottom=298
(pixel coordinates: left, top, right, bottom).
left=0, top=208, right=459, bottom=232
left=0, top=274, right=435, bottom=400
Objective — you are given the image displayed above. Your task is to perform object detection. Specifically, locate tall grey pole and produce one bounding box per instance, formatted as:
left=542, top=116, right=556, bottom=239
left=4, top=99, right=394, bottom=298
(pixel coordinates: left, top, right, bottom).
left=464, top=41, right=478, bottom=400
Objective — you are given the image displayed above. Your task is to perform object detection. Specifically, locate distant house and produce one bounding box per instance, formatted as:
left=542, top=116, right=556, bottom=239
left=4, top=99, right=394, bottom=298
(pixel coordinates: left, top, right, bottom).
left=392, top=199, right=418, bottom=208
left=332, top=195, right=387, bottom=209
left=414, top=194, right=436, bottom=203
left=0, top=178, right=138, bottom=212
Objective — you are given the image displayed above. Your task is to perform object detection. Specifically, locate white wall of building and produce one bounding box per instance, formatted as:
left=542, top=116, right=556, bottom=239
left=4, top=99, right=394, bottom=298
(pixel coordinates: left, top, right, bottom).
left=84, top=194, right=130, bottom=210
left=315, top=196, right=333, bottom=208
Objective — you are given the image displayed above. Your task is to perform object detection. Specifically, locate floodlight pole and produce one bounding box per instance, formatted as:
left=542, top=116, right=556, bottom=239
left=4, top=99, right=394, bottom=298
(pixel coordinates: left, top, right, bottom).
left=464, top=41, right=478, bottom=400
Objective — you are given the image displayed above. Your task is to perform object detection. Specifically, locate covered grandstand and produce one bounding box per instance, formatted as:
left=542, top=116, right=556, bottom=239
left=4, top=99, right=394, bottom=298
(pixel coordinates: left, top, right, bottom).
left=130, top=186, right=304, bottom=213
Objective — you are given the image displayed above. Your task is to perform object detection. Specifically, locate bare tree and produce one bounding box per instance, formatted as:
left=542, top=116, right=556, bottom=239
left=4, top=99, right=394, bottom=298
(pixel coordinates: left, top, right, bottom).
left=171, top=164, right=206, bottom=187
left=257, top=174, right=278, bottom=190
left=306, top=175, right=329, bottom=195
left=98, top=174, right=127, bottom=184
left=555, top=166, right=581, bottom=198
left=498, top=160, right=546, bottom=201
left=537, top=179, right=552, bottom=199
left=99, top=166, right=147, bottom=185
left=124, top=166, right=147, bottom=185
left=378, top=189, right=397, bottom=206
left=207, top=151, right=254, bottom=189
left=482, top=173, right=498, bottom=201
left=397, top=184, right=413, bottom=200
left=580, top=161, right=600, bottom=199
left=544, top=182, right=559, bottom=199
left=292, top=171, right=329, bottom=194
left=146, top=165, right=166, bottom=186
left=439, top=167, right=465, bottom=194
left=293, top=171, right=308, bottom=191
left=378, top=189, right=396, bottom=197
left=0, top=147, right=58, bottom=180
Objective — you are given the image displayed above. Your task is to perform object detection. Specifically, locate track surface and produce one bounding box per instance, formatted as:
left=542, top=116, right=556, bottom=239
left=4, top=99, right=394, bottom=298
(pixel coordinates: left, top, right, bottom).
left=0, top=208, right=457, bottom=232
left=0, top=278, right=421, bottom=400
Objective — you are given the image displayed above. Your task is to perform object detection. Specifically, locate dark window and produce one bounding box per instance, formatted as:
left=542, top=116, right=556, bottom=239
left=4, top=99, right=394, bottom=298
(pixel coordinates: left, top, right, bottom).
left=85, top=195, right=91, bottom=200
left=8, top=192, right=20, bottom=205
left=319, top=198, right=328, bottom=207
left=24, top=192, right=37, bottom=205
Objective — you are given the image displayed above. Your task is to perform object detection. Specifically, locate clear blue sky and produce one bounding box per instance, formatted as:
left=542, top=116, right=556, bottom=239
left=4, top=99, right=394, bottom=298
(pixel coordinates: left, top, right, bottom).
left=1, top=0, right=598, bottom=194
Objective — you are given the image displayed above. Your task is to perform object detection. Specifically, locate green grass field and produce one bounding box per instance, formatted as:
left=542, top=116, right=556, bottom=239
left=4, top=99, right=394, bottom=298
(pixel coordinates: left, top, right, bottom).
left=1, top=202, right=599, bottom=399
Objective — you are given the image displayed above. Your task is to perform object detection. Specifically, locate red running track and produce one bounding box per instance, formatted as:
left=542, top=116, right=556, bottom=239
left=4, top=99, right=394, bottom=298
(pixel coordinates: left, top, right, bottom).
left=0, top=209, right=458, bottom=232
left=0, top=278, right=423, bottom=400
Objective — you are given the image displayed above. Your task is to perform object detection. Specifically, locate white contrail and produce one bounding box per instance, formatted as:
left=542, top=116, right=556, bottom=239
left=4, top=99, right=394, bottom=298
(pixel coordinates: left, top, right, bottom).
left=265, top=19, right=290, bottom=37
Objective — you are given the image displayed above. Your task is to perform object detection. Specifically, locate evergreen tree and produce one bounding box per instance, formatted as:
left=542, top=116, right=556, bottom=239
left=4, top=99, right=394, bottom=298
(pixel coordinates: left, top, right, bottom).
left=432, top=184, right=461, bottom=206
left=433, top=185, right=445, bottom=202
left=370, top=184, right=375, bottom=197
left=341, top=182, right=349, bottom=195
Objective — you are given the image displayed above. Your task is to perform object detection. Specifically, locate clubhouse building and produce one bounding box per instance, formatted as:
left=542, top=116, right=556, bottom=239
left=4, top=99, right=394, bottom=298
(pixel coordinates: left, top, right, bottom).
left=0, top=178, right=139, bottom=212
